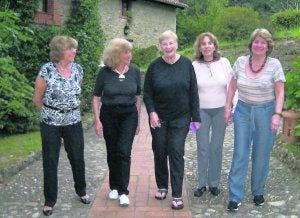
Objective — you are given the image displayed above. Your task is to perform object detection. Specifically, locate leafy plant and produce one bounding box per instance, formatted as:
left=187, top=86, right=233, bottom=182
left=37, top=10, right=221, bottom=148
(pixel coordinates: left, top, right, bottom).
left=0, top=9, right=39, bottom=135
left=284, top=56, right=300, bottom=139
left=213, top=7, right=261, bottom=41
left=284, top=56, right=300, bottom=111
left=271, top=9, right=300, bottom=30
left=64, top=0, right=104, bottom=112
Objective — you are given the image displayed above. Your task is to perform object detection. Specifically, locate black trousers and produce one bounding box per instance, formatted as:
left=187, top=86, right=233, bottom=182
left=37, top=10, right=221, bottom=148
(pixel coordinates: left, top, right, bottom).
left=100, top=105, right=138, bottom=195
left=150, top=115, right=190, bottom=198
left=40, top=121, right=87, bottom=207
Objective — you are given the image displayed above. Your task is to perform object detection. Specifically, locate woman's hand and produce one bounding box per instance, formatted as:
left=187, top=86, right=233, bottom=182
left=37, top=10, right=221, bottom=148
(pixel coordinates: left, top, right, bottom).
left=190, top=122, right=201, bottom=131
left=224, top=108, right=233, bottom=125
left=271, top=114, right=281, bottom=132
left=149, top=112, right=161, bottom=129
left=95, top=119, right=103, bottom=138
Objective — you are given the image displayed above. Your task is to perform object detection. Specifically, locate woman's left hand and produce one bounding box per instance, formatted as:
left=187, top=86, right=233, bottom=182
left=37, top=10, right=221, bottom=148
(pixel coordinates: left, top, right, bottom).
left=271, top=114, right=281, bottom=132
left=191, top=122, right=201, bottom=131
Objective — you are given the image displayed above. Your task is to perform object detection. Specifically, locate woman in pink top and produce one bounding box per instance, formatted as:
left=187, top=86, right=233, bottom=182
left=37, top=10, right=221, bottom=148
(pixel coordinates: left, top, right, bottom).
left=192, top=32, right=236, bottom=198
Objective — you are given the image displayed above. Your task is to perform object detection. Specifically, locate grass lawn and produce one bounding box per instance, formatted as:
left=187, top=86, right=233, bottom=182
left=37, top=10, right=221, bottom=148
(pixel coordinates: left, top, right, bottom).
left=284, top=143, right=300, bottom=159
left=0, top=112, right=93, bottom=171
left=0, top=131, right=41, bottom=171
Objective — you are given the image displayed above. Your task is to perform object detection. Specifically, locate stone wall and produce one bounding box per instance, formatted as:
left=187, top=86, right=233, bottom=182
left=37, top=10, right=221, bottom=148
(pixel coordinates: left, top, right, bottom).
left=100, top=0, right=177, bottom=48
left=47, top=0, right=177, bottom=48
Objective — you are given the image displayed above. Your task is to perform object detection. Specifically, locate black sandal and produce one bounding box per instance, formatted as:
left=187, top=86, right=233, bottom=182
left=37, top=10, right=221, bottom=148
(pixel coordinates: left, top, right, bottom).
left=80, top=195, right=91, bottom=204
left=155, top=188, right=168, bottom=200
left=42, top=206, right=53, bottom=216
left=171, top=198, right=184, bottom=210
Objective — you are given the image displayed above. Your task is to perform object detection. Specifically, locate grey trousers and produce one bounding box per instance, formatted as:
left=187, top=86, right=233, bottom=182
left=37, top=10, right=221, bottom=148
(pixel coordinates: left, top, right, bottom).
left=196, top=107, right=226, bottom=188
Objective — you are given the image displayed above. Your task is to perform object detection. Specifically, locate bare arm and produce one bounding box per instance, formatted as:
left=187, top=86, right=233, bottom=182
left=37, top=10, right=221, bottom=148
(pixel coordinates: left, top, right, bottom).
left=135, top=95, right=142, bottom=135
left=271, top=81, right=285, bottom=132
left=33, top=76, right=46, bottom=108
left=93, top=96, right=103, bottom=137
left=224, top=78, right=237, bottom=125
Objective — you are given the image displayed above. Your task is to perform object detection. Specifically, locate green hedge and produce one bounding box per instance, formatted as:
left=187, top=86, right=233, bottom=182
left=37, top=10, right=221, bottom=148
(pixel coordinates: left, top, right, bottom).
left=213, top=7, right=261, bottom=41
left=271, top=10, right=300, bottom=30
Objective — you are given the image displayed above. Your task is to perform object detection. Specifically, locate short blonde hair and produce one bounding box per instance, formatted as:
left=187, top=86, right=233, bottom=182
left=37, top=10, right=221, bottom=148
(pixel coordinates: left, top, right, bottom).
left=49, top=35, right=78, bottom=62
left=158, top=30, right=178, bottom=44
left=192, top=32, right=221, bottom=62
left=248, top=28, right=274, bottom=55
left=102, top=38, right=132, bottom=69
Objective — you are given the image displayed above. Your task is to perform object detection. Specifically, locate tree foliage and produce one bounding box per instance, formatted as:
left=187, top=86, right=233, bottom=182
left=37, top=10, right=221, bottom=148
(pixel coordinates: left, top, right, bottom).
left=63, top=0, right=104, bottom=112
left=0, top=10, right=38, bottom=135
left=271, top=9, right=300, bottom=30
left=177, top=0, right=227, bottom=48
left=213, top=7, right=261, bottom=41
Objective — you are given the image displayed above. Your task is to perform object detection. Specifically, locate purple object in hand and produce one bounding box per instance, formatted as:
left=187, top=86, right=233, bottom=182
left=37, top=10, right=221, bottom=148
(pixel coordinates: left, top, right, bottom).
left=189, top=122, right=197, bottom=132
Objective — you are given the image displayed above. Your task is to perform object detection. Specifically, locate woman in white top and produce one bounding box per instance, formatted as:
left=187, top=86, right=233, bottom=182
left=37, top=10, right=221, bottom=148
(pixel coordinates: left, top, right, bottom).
left=192, top=32, right=236, bottom=198
left=224, top=28, right=285, bottom=212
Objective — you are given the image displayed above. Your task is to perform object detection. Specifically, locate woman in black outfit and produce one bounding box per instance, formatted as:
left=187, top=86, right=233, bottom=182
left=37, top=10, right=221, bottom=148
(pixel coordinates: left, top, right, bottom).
left=143, top=30, right=201, bottom=210
left=93, top=38, right=141, bottom=207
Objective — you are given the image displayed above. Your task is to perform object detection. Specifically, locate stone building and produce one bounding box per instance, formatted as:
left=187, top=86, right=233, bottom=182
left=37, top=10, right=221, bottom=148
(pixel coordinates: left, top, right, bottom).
left=34, top=0, right=187, bottom=48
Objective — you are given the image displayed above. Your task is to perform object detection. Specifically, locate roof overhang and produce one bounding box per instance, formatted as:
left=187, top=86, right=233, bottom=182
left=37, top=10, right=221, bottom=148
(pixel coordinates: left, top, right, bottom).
left=146, top=0, right=188, bottom=9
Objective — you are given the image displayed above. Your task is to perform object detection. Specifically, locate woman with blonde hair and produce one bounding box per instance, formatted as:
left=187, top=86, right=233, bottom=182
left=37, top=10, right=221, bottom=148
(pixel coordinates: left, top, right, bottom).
left=93, top=38, right=142, bottom=207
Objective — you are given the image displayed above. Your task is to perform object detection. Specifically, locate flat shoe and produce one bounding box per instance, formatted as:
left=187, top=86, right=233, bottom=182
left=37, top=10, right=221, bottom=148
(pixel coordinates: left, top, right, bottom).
left=209, top=187, right=220, bottom=196
left=194, top=186, right=206, bottom=197
left=119, top=194, right=130, bottom=206
left=155, top=188, right=168, bottom=200
left=80, top=195, right=91, bottom=204
left=171, top=198, right=184, bottom=210
left=42, top=206, right=53, bottom=216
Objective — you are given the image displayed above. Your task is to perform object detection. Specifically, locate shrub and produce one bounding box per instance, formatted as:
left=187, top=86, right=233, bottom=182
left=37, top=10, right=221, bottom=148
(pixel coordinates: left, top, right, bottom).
left=14, top=25, right=61, bottom=84
left=284, top=56, right=300, bottom=111
left=64, top=0, right=104, bottom=112
left=131, top=45, right=160, bottom=70
left=0, top=9, right=39, bottom=135
left=284, top=56, right=300, bottom=137
left=213, top=7, right=261, bottom=41
left=271, top=10, right=300, bottom=30
left=0, top=57, right=38, bottom=135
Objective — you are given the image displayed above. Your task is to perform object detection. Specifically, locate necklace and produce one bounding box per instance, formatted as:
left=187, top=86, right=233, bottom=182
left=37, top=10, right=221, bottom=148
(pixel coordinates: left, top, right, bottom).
left=249, top=55, right=267, bottom=73
left=203, top=58, right=214, bottom=63
left=204, top=62, right=213, bottom=77
left=114, top=65, right=128, bottom=82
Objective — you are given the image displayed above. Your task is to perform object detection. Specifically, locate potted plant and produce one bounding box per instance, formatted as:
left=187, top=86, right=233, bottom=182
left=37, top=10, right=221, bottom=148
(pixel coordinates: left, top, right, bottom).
left=281, top=56, right=300, bottom=144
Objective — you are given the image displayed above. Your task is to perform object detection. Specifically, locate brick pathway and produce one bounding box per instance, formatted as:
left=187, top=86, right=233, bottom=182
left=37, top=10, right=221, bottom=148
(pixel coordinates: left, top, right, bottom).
left=88, top=106, right=192, bottom=218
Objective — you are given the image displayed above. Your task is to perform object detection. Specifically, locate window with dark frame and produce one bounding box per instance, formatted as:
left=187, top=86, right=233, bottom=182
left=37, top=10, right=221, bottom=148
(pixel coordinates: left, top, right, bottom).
left=34, top=0, right=60, bottom=25
left=37, top=0, right=49, bottom=12
left=121, top=0, right=131, bottom=17
left=42, top=0, right=48, bottom=12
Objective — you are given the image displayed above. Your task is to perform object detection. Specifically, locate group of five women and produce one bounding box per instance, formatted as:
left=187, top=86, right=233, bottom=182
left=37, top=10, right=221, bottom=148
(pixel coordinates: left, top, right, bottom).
left=33, top=28, right=285, bottom=215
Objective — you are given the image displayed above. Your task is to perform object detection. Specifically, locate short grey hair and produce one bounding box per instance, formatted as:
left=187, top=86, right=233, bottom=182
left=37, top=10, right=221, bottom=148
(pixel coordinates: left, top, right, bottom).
left=158, top=30, right=178, bottom=44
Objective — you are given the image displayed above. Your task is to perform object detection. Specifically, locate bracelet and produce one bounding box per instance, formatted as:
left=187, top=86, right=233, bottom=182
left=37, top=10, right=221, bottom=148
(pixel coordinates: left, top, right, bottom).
left=273, top=112, right=282, bottom=117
